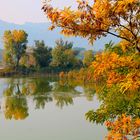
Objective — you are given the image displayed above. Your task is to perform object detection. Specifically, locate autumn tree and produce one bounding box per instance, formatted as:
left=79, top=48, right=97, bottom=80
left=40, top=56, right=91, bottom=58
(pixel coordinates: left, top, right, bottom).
left=42, top=0, right=140, bottom=52
left=105, top=114, right=140, bottom=140
left=42, top=2, right=140, bottom=138
left=42, top=0, right=140, bottom=92
left=3, top=30, right=28, bottom=70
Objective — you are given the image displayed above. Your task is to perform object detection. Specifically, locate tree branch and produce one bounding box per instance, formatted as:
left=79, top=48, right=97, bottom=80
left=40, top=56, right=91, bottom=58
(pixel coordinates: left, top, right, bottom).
left=102, top=30, right=132, bottom=43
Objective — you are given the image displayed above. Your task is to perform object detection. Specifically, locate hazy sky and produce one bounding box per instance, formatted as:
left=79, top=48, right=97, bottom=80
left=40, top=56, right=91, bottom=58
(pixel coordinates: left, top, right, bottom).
left=0, top=0, right=76, bottom=24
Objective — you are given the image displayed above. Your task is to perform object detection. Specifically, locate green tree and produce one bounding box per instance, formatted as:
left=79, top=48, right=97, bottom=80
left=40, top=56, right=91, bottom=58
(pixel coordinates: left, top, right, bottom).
left=3, top=30, right=28, bottom=70
left=33, top=40, right=52, bottom=68
left=51, top=39, right=77, bottom=71
left=83, top=50, right=94, bottom=67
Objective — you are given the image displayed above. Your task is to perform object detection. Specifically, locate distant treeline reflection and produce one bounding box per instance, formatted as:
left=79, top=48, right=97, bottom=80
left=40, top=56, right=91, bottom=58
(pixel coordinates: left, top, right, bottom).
left=1, top=78, right=95, bottom=120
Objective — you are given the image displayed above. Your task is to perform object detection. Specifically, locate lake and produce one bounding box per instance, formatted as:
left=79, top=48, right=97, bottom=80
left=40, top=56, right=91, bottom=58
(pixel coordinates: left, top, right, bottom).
left=0, top=77, right=107, bottom=140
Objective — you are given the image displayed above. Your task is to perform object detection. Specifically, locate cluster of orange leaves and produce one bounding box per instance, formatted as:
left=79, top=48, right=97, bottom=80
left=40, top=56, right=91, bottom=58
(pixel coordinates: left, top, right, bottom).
left=91, top=51, right=140, bottom=93
left=105, top=114, right=140, bottom=140
left=42, top=0, right=140, bottom=45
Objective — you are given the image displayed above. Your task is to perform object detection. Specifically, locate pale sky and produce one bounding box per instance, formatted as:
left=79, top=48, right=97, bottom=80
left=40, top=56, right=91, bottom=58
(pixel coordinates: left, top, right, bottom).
left=0, top=0, right=76, bottom=24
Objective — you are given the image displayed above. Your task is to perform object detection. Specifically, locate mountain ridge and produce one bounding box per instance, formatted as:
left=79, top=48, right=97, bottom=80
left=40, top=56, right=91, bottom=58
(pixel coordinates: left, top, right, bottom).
left=0, top=19, right=120, bottom=50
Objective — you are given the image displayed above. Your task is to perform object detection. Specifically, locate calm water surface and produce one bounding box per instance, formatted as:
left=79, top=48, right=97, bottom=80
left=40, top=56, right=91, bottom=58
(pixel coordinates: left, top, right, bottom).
left=0, top=77, right=107, bottom=140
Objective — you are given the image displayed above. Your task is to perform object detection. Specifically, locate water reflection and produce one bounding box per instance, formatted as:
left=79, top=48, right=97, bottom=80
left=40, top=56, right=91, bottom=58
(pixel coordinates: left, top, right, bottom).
left=4, top=96, right=28, bottom=120
left=0, top=77, right=139, bottom=139
left=1, top=78, right=95, bottom=120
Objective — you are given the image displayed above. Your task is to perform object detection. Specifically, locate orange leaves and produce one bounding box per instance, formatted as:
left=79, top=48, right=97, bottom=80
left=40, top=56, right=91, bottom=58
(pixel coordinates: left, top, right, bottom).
left=42, top=0, right=140, bottom=51
left=59, top=7, right=75, bottom=23
left=59, top=71, right=65, bottom=79
left=59, top=68, right=95, bottom=83
left=61, top=29, right=76, bottom=37
left=48, top=25, right=55, bottom=30
left=135, top=118, right=140, bottom=127
left=91, top=48, right=140, bottom=93
left=120, top=40, right=132, bottom=52
left=92, top=52, right=119, bottom=80
left=105, top=114, right=140, bottom=140
left=115, top=0, right=138, bottom=14
left=93, top=0, right=111, bottom=18
left=107, top=72, right=124, bottom=87
left=47, top=9, right=60, bottom=23
left=119, top=28, right=135, bottom=42
left=119, top=72, right=140, bottom=93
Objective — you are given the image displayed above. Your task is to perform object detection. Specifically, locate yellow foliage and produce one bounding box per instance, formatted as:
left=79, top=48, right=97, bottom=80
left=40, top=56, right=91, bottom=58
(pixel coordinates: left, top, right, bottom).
left=91, top=48, right=140, bottom=93
left=12, top=30, right=27, bottom=42
left=105, top=114, right=140, bottom=140
left=43, top=0, right=140, bottom=51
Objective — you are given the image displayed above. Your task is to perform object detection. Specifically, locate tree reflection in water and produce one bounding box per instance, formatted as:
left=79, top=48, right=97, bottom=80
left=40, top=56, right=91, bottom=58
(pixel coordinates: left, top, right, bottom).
left=3, top=80, right=28, bottom=120
left=1, top=78, right=139, bottom=139
left=2, top=78, right=94, bottom=118
left=31, top=78, right=53, bottom=109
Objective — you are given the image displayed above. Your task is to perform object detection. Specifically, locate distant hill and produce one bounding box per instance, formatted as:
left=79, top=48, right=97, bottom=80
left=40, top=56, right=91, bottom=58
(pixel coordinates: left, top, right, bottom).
left=0, top=19, right=120, bottom=51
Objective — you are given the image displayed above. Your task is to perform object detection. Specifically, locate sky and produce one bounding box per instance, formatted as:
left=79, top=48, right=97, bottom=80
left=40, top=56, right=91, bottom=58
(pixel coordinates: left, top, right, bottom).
left=0, top=0, right=119, bottom=50
left=0, top=0, right=76, bottom=24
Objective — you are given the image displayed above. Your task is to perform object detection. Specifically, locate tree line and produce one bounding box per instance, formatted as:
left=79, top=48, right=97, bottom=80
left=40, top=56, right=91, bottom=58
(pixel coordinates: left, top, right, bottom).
left=2, top=30, right=95, bottom=74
